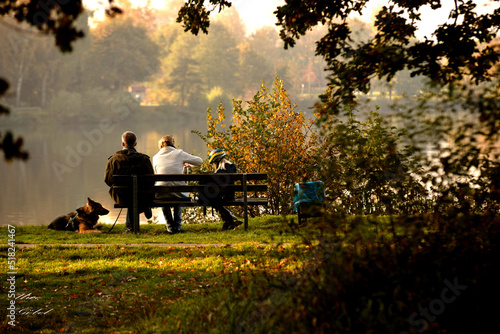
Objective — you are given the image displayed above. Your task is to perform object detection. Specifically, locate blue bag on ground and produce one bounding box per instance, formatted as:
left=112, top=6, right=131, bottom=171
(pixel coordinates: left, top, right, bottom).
left=293, top=181, right=326, bottom=212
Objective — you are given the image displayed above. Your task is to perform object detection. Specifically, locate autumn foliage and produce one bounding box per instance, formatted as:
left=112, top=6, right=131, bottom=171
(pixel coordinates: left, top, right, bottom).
left=195, top=75, right=318, bottom=214
left=314, top=106, right=428, bottom=215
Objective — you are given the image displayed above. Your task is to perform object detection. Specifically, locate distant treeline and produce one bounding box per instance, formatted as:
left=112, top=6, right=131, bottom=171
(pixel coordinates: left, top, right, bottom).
left=0, top=2, right=425, bottom=120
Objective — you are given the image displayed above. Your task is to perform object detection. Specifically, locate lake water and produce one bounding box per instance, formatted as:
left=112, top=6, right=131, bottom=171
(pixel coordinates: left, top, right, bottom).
left=0, top=113, right=209, bottom=226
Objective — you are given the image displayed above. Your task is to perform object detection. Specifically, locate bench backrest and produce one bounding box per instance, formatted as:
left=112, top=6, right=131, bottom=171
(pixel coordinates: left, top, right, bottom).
left=112, top=173, right=268, bottom=194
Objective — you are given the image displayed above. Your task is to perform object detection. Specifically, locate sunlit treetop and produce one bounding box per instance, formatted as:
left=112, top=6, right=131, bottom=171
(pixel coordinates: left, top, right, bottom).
left=177, top=0, right=500, bottom=114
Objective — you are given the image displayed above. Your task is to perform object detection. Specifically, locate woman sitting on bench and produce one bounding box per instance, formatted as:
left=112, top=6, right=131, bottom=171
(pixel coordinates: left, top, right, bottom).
left=207, top=149, right=243, bottom=230
left=153, top=135, right=203, bottom=234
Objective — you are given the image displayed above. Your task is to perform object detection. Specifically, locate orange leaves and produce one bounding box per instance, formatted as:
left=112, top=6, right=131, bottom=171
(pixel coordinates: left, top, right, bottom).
left=197, top=75, right=320, bottom=214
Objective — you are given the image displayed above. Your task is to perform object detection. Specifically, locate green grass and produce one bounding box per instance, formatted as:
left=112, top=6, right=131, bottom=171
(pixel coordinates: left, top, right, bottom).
left=4, top=214, right=471, bottom=333
left=1, top=243, right=311, bottom=333
left=0, top=215, right=321, bottom=333
left=0, top=215, right=500, bottom=333
left=7, top=215, right=312, bottom=246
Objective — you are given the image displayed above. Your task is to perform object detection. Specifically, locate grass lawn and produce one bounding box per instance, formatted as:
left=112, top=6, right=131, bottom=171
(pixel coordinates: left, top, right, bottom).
left=11, top=215, right=308, bottom=245
left=5, top=214, right=496, bottom=333
left=0, top=215, right=321, bottom=333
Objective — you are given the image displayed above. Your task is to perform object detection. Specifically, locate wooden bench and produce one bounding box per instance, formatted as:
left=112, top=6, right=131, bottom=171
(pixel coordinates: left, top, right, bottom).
left=112, top=173, right=268, bottom=233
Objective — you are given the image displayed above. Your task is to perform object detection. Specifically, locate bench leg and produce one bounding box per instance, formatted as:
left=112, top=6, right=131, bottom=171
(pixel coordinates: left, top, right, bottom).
left=132, top=175, right=140, bottom=233
left=133, top=208, right=140, bottom=233
left=243, top=173, right=248, bottom=231
left=244, top=206, right=248, bottom=231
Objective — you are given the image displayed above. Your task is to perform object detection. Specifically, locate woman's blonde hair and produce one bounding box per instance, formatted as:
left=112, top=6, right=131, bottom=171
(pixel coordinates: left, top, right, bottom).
left=215, top=158, right=231, bottom=171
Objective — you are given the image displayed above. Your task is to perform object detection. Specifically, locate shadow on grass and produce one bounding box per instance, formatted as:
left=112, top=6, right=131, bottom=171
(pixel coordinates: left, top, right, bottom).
left=0, top=242, right=310, bottom=333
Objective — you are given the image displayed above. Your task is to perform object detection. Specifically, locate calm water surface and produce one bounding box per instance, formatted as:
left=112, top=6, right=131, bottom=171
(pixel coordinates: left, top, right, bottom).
left=0, top=115, right=208, bottom=226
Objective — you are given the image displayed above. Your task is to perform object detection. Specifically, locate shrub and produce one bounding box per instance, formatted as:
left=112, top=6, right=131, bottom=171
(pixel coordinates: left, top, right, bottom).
left=195, top=75, right=319, bottom=215
left=221, top=213, right=500, bottom=333
left=314, top=106, right=429, bottom=215
left=48, top=89, right=140, bottom=123
left=391, top=82, right=500, bottom=216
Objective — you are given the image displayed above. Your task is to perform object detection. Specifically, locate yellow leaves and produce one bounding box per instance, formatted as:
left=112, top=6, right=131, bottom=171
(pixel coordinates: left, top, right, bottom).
left=200, top=75, right=319, bottom=213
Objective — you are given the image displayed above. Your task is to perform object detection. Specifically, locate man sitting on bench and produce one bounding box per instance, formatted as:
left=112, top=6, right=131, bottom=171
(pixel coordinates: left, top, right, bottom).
left=105, top=131, right=154, bottom=234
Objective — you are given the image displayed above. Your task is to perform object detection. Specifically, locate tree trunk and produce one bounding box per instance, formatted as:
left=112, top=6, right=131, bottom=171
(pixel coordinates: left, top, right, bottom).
left=41, top=71, right=49, bottom=108
left=15, top=59, right=24, bottom=108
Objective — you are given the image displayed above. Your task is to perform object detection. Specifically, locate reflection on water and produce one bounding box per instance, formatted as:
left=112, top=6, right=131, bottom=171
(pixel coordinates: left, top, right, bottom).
left=0, top=115, right=208, bottom=226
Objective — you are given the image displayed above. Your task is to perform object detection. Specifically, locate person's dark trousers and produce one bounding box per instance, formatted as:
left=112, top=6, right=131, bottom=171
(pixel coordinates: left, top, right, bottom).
left=162, top=205, right=182, bottom=233
left=125, top=209, right=133, bottom=230
left=214, top=205, right=239, bottom=228
left=124, top=204, right=152, bottom=231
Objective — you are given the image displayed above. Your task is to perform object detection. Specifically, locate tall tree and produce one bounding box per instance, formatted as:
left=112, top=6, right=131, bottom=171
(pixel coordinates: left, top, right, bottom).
left=0, top=10, right=92, bottom=109
left=248, top=27, right=282, bottom=63
left=88, top=16, right=160, bottom=90
left=153, top=24, right=203, bottom=109
left=274, top=0, right=500, bottom=114
left=194, top=22, right=241, bottom=97
left=212, top=5, right=246, bottom=43
left=247, top=27, right=289, bottom=89
left=0, top=20, right=36, bottom=108
left=167, top=37, right=203, bottom=109
left=237, top=42, right=274, bottom=99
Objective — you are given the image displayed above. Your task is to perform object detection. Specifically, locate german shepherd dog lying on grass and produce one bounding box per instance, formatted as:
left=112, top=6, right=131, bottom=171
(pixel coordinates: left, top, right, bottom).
left=48, top=198, right=109, bottom=233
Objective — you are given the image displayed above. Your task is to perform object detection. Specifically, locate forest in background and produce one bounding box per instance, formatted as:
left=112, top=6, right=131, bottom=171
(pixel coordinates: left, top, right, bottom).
left=0, top=0, right=425, bottom=123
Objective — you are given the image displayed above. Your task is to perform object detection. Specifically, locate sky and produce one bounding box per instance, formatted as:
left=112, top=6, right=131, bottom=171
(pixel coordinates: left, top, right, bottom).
left=214, top=0, right=284, bottom=33
left=87, top=0, right=286, bottom=33
left=84, top=0, right=497, bottom=38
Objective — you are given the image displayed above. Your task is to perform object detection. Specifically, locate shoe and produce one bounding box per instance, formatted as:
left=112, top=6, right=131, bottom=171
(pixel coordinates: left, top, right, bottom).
left=165, top=225, right=178, bottom=234
left=123, top=228, right=133, bottom=234
left=144, top=208, right=152, bottom=219
left=222, top=220, right=242, bottom=231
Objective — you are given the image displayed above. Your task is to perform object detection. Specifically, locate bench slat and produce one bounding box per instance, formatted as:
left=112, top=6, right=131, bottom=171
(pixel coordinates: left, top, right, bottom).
left=113, top=184, right=268, bottom=193
left=114, top=198, right=268, bottom=208
left=113, top=173, right=267, bottom=183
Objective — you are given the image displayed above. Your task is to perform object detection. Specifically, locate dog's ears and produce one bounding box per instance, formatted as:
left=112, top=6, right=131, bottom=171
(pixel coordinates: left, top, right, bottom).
left=80, top=204, right=93, bottom=215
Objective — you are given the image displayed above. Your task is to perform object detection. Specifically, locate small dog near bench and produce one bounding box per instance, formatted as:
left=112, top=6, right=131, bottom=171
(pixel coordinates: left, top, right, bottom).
left=48, top=198, right=109, bottom=233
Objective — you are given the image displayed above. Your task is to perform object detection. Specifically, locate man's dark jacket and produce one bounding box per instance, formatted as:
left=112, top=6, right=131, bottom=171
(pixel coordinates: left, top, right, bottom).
left=104, top=147, right=154, bottom=209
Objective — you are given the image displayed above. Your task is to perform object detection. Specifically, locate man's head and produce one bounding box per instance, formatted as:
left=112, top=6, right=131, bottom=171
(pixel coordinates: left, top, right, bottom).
left=122, top=131, right=137, bottom=148
left=158, top=135, right=175, bottom=149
